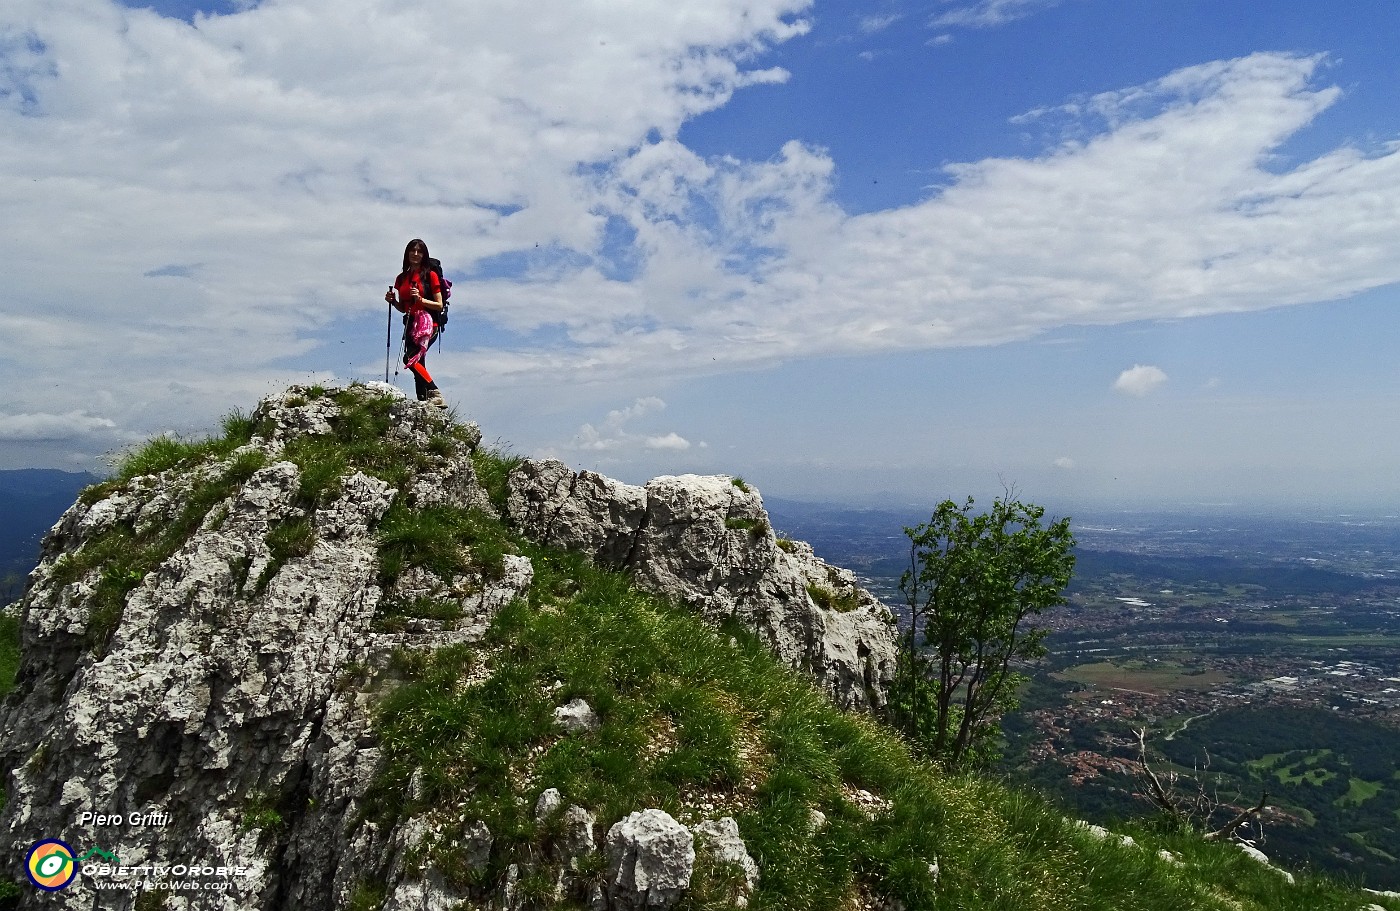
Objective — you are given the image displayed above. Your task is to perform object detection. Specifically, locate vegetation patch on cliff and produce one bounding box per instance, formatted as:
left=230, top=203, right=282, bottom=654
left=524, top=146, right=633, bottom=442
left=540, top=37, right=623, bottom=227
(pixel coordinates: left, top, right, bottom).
left=0, top=612, right=18, bottom=699
left=49, top=443, right=270, bottom=654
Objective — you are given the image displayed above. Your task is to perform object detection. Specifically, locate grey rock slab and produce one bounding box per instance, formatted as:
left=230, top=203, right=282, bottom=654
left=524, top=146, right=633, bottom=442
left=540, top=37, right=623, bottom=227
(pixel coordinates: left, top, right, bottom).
left=603, top=809, right=695, bottom=910
left=505, top=459, right=897, bottom=711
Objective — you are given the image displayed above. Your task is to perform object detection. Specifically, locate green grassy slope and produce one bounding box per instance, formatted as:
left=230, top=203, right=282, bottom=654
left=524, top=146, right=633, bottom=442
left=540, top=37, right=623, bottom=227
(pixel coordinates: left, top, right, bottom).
left=358, top=537, right=1396, bottom=911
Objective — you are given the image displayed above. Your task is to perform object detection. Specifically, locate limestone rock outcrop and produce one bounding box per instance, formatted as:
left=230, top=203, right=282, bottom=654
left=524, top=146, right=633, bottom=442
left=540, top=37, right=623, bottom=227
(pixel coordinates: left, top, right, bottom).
left=0, top=383, right=896, bottom=910
left=506, top=459, right=898, bottom=711
left=693, top=816, right=759, bottom=907
left=0, top=385, right=510, bottom=910
left=602, top=809, right=695, bottom=910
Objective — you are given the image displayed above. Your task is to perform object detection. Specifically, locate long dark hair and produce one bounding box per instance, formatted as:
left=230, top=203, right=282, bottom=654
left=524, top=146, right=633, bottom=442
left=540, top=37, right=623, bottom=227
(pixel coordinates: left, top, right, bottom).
left=400, top=238, right=431, bottom=283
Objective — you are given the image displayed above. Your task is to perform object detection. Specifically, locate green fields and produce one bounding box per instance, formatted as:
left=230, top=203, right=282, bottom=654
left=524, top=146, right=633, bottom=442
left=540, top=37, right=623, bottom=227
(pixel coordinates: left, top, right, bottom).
left=1158, top=710, right=1400, bottom=886
left=1053, top=658, right=1232, bottom=693
left=1249, top=750, right=1339, bottom=786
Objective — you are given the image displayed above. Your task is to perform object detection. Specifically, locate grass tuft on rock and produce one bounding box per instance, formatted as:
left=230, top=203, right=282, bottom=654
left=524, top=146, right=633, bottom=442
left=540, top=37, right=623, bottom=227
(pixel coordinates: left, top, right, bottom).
left=471, top=442, right=525, bottom=513
left=805, top=582, right=864, bottom=613
left=377, top=503, right=515, bottom=586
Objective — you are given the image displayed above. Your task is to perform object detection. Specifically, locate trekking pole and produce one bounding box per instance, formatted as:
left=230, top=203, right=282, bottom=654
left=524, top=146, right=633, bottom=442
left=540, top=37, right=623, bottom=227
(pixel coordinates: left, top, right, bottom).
left=384, top=303, right=392, bottom=383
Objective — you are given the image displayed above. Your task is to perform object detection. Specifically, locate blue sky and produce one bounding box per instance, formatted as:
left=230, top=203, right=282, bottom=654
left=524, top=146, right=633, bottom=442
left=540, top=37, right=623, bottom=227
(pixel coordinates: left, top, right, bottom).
left=3, top=0, right=1400, bottom=512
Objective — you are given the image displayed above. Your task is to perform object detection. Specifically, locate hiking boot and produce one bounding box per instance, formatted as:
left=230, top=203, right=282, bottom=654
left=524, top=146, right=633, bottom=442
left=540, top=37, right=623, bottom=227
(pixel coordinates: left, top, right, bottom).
left=425, top=390, right=448, bottom=408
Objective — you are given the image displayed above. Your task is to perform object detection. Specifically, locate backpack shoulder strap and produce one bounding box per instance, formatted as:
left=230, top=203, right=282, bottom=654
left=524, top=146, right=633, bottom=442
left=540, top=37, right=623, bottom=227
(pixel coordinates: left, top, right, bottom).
left=423, top=258, right=446, bottom=293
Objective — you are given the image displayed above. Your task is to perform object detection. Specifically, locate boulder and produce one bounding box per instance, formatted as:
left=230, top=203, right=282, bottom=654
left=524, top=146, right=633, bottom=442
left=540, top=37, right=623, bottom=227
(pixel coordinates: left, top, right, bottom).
left=559, top=804, right=598, bottom=864
left=602, top=809, right=695, bottom=910
left=555, top=697, right=601, bottom=733
left=506, top=459, right=646, bottom=565
left=1233, top=841, right=1294, bottom=884
left=536, top=787, right=564, bottom=821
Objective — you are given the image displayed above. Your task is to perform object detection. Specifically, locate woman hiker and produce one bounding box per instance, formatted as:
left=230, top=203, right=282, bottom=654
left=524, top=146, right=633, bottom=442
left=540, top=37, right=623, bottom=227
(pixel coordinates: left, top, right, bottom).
left=385, top=238, right=447, bottom=406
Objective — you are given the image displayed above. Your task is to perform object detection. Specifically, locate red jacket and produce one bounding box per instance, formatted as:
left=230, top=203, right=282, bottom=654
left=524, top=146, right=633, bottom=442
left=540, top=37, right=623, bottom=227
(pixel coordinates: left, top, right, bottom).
left=394, top=269, right=442, bottom=311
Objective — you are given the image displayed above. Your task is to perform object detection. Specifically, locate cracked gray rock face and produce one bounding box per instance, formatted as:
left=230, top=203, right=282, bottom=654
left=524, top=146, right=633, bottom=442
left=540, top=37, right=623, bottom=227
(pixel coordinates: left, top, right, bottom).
left=506, top=459, right=898, bottom=711
left=0, top=384, right=515, bottom=911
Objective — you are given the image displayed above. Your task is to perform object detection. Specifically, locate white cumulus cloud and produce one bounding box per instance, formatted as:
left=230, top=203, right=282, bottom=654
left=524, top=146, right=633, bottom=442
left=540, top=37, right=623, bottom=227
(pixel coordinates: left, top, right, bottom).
left=603, top=397, right=667, bottom=430
left=466, top=53, right=1400, bottom=388
left=1114, top=365, right=1168, bottom=397
left=0, top=0, right=810, bottom=457
left=565, top=397, right=701, bottom=454
left=644, top=433, right=692, bottom=451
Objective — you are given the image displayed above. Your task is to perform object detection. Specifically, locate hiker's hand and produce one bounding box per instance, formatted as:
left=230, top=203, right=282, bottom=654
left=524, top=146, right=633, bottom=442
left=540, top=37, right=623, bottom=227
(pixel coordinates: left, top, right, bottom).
left=384, top=289, right=394, bottom=304
left=408, top=287, right=422, bottom=304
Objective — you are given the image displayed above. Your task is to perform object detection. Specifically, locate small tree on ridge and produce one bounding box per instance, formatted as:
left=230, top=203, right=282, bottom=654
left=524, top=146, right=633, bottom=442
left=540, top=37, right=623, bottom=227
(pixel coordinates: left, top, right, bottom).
left=893, top=493, right=1074, bottom=769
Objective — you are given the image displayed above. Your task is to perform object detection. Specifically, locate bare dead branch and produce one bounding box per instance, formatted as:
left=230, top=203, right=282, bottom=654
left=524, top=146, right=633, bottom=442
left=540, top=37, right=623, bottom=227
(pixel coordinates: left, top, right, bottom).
left=1134, top=728, right=1270, bottom=841
left=1205, top=792, right=1270, bottom=842
left=1134, top=728, right=1182, bottom=819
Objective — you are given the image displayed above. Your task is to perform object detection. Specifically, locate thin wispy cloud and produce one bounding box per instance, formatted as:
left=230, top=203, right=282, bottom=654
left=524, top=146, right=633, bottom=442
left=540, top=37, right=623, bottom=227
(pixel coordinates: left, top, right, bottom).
left=930, top=0, right=1067, bottom=29
left=144, top=264, right=201, bottom=279
left=859, top=13, right=901, bottom=34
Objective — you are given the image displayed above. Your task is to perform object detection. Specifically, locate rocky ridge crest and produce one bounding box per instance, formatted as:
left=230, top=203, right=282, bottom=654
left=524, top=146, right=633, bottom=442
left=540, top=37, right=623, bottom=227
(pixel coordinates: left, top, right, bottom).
left=0, top=383, right=896, bottom=910
left=504, top=459, right=897, bottom=713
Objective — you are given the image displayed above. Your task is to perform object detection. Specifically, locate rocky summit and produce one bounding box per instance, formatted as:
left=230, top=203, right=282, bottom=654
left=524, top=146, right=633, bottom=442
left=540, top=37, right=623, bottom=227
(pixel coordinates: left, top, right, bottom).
left=0, top=383, right=896, bottom=910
